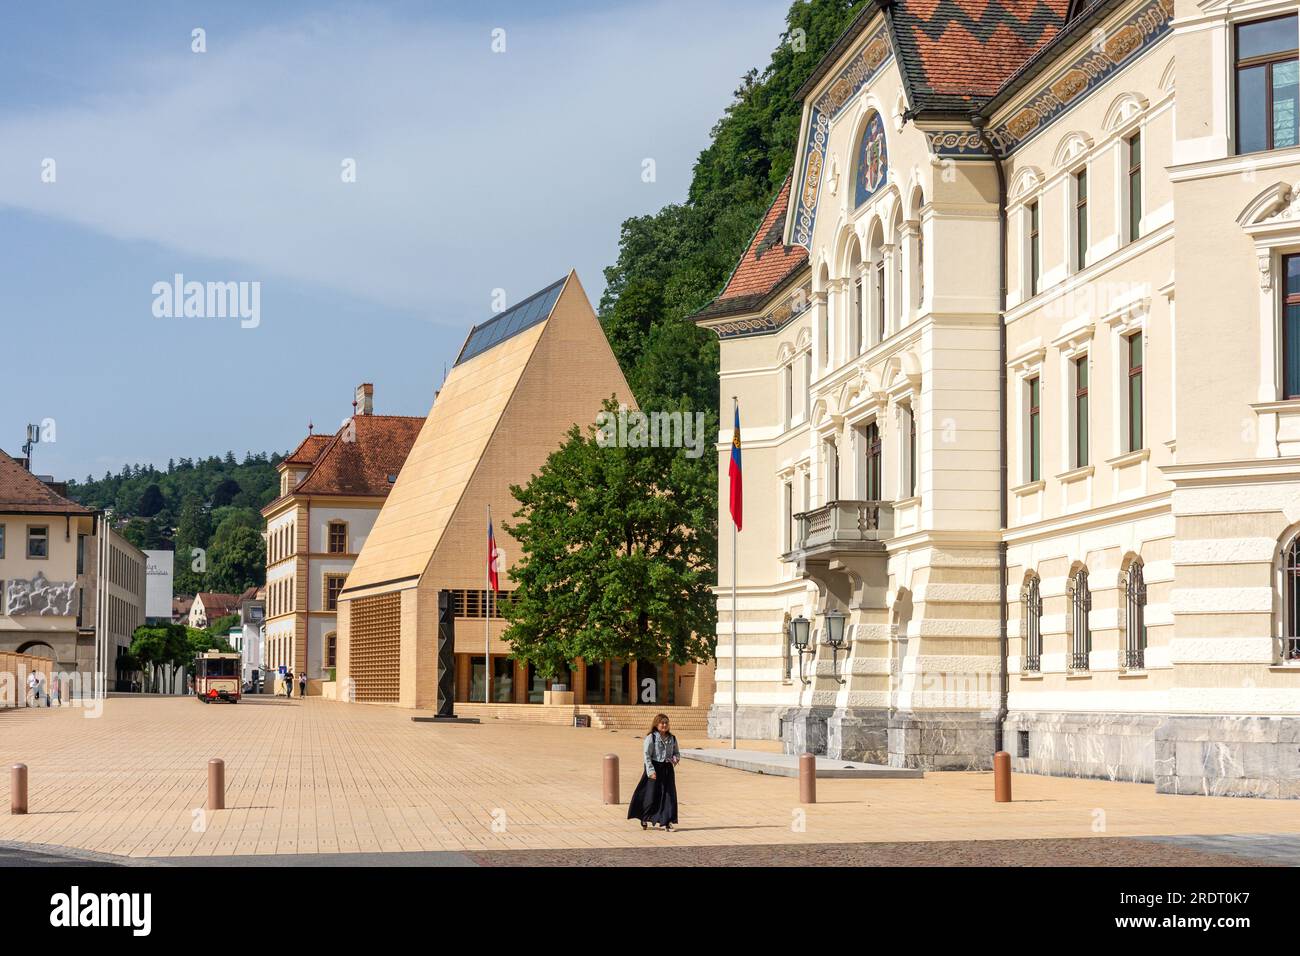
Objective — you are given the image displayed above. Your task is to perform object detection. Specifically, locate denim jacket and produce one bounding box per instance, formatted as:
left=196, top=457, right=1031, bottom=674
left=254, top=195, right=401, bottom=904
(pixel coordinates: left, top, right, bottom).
left=643, top=732, right=680, bottom=776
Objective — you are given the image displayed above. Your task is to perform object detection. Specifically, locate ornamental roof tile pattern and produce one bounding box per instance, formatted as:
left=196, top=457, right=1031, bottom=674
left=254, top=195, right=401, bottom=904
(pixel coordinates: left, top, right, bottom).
left=892, top=0, right=1072, bottom=110
left=272, top=414, right=424, bottom=502
left=0, top=450, right=94, bottom=515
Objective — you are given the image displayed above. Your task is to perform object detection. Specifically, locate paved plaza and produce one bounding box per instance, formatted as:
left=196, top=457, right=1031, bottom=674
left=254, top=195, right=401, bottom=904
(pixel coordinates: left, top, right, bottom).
left=1, top=697, right=1299, bottom=863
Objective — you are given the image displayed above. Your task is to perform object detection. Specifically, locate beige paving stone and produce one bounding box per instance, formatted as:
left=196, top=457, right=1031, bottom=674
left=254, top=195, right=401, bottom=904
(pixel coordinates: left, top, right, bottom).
left=1, top=696, right=1298, bottom=859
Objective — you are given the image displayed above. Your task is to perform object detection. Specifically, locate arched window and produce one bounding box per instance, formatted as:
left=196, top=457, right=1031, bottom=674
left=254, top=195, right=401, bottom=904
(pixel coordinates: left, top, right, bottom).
left=848, top=237, right=864, bottom=356
left=1283, top=536, right=1300, bottom=662
left=1122, top=559, right=1147, bottom=669
left=1068, top=567, right=1091, bottom=671
left=1021, top=574, right=1042, bottom=673
left=911, top=187, right=926, bottom=314
left=868, top=222, right=885, bottom=345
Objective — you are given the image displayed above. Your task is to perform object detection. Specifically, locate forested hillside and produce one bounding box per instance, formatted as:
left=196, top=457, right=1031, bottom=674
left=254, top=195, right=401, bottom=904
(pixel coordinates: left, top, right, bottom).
left=66, top=452, right=283, bottom=597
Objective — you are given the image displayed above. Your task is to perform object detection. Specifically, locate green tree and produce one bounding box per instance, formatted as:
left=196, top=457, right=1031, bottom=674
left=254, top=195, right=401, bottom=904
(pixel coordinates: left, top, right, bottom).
left=210, top=526, right=265, bottom=593
left=173, top=496, right=213, bottom=595
left=138, top=483, right=165, bottom=517
left=502, top=398, right=717, bottom=680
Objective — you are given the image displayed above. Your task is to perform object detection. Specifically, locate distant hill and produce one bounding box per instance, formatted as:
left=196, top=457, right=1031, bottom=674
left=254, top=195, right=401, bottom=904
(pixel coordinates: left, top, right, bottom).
left=66, top=451, right=284, bottom=596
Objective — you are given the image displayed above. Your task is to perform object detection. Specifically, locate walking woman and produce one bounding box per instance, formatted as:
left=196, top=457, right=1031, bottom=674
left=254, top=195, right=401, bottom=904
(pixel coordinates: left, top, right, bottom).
left=627, top=713, right=680, bottom=831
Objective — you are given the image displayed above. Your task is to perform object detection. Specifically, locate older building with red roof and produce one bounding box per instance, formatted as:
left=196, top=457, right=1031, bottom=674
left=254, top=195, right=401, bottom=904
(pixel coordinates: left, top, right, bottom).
left=260, top=384, right=423, bottom=688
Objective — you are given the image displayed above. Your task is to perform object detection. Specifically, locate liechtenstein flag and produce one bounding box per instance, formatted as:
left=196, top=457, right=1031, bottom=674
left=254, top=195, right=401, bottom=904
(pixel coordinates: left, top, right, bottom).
left=487, top=519, right=500, bottom=591
left=728, top=404, right=743, bottom=530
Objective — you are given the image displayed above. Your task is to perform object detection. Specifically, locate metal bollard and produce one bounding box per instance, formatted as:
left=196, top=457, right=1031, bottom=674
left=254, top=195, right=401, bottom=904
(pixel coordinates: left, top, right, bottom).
left=207, top=758, right=225, bottom=811
left=11, top=764, right=27, bottom=815
left=993, top=750, right=1012, bottom=803
left=799, top=752, right=817, bottom=804
left=602, top=753, right=620, bottom=805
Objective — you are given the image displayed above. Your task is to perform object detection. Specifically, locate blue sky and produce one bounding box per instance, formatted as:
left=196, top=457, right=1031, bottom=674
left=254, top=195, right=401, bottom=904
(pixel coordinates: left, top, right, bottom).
left=0, top=0, right=790, bottom=482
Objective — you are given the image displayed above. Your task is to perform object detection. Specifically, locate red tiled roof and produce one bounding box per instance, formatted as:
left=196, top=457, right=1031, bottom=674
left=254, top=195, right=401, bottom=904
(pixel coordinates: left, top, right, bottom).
left=195, top=592, right=241, bottom=618
left=291, top=415, right=423, bottom=498
left=282, top=434, right=331, bottom=467
left=0, top=450, right=94, bottom=515
left=891, top=0, right=1071, bottom=110
left=695, top=175, right=809, bottom=321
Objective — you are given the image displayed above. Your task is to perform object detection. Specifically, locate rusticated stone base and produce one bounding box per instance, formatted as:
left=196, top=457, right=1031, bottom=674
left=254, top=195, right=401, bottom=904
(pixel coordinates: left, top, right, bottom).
left=888, top=712, right=998, bottom=770
left=827, top=708, right=889, bottom=763
left=1154, top=715, right=1300, bottom=799
left=1005, top=712, right=1159, bottom=784
left=707, top=704, right=782, bottom=742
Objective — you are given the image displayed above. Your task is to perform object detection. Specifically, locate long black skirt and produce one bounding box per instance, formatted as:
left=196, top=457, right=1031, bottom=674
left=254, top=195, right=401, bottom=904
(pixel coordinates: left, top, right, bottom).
left=627, top=760, right=678, bottom=825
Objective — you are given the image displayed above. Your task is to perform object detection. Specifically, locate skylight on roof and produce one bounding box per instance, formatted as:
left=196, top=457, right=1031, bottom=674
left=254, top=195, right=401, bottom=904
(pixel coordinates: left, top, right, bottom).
left=454, top=276, right=566, bottom=366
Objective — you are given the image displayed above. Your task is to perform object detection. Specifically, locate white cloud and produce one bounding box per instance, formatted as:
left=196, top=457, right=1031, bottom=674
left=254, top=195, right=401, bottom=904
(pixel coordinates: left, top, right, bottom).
left=0, top=1, right=788, bottom=319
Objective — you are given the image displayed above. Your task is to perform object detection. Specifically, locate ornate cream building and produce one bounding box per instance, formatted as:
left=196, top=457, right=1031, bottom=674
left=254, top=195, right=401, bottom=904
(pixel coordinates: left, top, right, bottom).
left=697, top=0, right=1300, bottom=796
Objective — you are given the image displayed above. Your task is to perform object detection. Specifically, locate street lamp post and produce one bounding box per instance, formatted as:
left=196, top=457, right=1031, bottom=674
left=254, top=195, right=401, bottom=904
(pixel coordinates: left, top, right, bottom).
left=789, top=614, right=812, bottom=686
left=823, top=608, right=847, bottom=685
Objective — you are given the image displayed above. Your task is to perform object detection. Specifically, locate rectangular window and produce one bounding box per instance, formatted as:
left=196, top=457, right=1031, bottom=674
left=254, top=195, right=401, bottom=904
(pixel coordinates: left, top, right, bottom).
left=328, top=522, right=347, bottom=554
left=1236, top=15, right=1299, bottom=154
left=0, top=523, right=5, bottom=559
left=1027, top=376, right=1041, bottom=482
left=1074, top=168, right=1088, bottom=271
left=1074, top=356, right=1090, bottom=468
left=326, top=633, right=337, bottom=667
left=865, top=423, right=882, bottom=501
left=1027, top=201, right=1040, bottom=296
left=27, top=526, right=48, bottom=559
left=77, top=534, right=86, bottom=575
left=1285, top=255, right=1300, bottom=398
left=1126, top=132, right=1142, bottom=243
left=325, top=574, right=346, bottom=611
left=1127, top=332, right=1144, bottom=452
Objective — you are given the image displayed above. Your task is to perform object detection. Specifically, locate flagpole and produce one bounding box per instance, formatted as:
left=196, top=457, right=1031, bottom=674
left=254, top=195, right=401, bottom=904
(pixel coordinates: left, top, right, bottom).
left=731, top=396, right=738, bottom=751
left=486, top=504, right=491, bottom=705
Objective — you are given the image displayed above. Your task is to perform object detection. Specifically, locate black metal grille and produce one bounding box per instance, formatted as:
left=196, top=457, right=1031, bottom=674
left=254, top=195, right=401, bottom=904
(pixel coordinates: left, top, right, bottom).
left=1068, top=568, right=1091, bottom=671
left=1286, top=539, right=1300, bottom=662
left=1021, top=575, right=1042, bottom=673
left=1122, top=560, right=1147, bottom=670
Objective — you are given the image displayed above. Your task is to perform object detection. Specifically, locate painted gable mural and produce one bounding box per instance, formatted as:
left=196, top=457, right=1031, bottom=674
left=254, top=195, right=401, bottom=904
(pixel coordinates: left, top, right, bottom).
left=854, top=112, right=888, bottom=208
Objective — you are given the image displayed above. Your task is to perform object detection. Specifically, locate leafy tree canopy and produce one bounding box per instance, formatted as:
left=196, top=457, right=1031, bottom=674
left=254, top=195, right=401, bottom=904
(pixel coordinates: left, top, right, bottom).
left=503, top=398, right=717, bottom=679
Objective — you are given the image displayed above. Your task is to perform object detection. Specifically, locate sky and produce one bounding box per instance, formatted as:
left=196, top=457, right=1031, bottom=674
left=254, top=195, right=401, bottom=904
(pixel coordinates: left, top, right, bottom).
left=0, top=0, right=791, bottom=482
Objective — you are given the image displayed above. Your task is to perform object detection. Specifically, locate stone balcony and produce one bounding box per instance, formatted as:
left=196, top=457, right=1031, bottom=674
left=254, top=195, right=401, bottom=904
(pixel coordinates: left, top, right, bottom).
left=790, top=500, right=892, bottom=557
left=784, top=500, right=892, bottom=605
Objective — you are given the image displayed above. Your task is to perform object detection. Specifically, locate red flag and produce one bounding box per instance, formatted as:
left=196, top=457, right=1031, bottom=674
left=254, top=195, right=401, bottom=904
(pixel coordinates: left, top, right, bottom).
left=488, top=520, right=500, bottom=592
left=728, top=405, right=742, bottom=530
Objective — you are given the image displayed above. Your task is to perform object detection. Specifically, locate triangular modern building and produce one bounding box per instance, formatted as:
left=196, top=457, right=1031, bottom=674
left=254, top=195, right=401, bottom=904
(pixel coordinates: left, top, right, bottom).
left=337, top=272, right=636, bottom=709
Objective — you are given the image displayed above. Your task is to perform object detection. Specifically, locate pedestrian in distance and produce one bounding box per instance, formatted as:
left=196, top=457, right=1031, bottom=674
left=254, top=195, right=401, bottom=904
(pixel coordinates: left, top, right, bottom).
left=298, top=670, right=307, bottom=699
left=627, top=713, right=681, bottom=832
left=284, top=671, right=292, bottom=699
left=27, top=671, right=41, bottom=707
